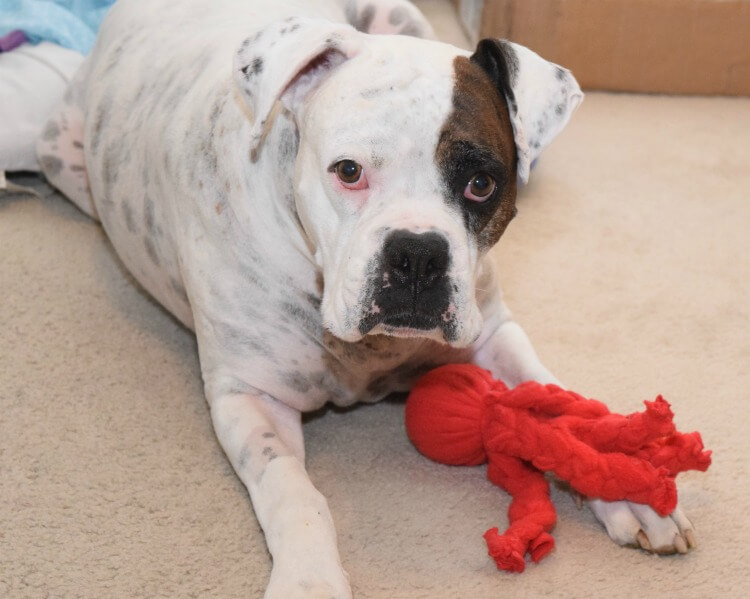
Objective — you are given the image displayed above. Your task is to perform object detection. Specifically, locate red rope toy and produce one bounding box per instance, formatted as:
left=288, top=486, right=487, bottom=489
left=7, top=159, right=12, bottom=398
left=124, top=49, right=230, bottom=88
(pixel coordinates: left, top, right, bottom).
left=405, top=364, right=711, bottom=573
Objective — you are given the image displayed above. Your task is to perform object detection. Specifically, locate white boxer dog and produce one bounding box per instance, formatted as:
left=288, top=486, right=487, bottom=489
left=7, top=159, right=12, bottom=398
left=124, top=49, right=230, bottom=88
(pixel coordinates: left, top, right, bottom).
left=37, top=0, right=698, bottom=596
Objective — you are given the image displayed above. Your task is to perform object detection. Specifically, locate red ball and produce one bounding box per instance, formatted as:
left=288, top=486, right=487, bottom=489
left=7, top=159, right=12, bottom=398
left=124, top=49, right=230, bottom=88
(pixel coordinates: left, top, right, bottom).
left=405, top=364, right=494, bottom=466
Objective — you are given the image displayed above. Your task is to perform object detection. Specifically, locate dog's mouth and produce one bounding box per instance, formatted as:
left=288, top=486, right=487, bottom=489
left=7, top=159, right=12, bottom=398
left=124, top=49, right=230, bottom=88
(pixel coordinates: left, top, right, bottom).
left=358, top=307, right=458, bottom=342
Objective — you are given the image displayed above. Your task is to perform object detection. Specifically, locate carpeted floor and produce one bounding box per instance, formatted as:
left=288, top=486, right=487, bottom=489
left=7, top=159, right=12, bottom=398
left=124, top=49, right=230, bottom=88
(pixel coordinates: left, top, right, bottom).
left=2, top=4, right=749, bottom=599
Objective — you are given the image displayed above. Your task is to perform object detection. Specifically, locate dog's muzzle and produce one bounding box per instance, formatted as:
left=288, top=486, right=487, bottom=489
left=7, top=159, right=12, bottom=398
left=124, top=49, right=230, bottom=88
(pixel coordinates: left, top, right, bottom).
left=359, top=229, right=457, bottom=339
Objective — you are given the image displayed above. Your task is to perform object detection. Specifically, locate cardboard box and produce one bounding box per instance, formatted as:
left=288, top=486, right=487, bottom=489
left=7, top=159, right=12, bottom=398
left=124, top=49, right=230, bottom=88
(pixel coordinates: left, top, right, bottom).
left=454, top=0, right=750, bottom=96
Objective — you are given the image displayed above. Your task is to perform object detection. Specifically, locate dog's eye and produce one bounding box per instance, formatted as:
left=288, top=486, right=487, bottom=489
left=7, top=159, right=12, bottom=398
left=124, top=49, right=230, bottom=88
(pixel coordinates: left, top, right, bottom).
left=330, top=159, right=368, bottom=191
left=463, top=173, right=496, bottom=202
left=335, top=160, right=363, bottom=184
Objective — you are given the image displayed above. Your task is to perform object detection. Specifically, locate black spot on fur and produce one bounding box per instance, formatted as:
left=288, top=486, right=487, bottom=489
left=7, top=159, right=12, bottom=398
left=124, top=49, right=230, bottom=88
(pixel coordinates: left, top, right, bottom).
left=142, top=163, right=150, bottom=188
left=536, top=117, right=547, bottom=137
left=389, top=6, right=408, bottom=25
left=304, top=292, right=321, bottom=311
left=72, top=140, right=84, bottom=149
left=144, top=197, right=156, bottom=234
left=283, top=371, right=311, bottom=393
left=278, top=126, right=299, bottom=161
left=245, top=336, right=274, bottom=357
left=355, top=4, right=376, bottom=32
left=133, top=84, right=147, bottom=103
left=238, top=445, right=251, bottom=468
left=242, top=31, right=262, bottom=50
left=360, top=87, right=385, bottom=99
left=144, top=237, right=160, bottom=265
left=209, top=98, right=222, bottom=132
left=164, top=82, right=189, bottom=112
left=91, top=94, right=113, bottom=152
left=399, top=22, right=423, bottom=37
left=262, top=432, right=276, bottom=439
left=281, top=301, right=322, bottom=337
left=41, top=121, right=60, bottom=141
left=212, top=319, right=275, bottom=358
left=199, top=137, right=219, bottom=173
left=101, top=143, right=124, bottom=196
left=103, top=36, right=128, bottom=75
left=344, top=0, right=358, bottom=25
left=169, top=277, right=188, bottom=303
left=40, top=155, right=63, bottom=177
left=70, top=164, right=85, bottom=172
left=122, top=202, right=137, bottom=233
left=242, top=57, right=264, bottom=78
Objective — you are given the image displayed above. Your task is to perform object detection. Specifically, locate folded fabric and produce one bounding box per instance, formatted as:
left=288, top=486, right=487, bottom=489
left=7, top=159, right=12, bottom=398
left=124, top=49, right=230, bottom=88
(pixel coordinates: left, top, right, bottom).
left=0, top=0, right=116, bottom=54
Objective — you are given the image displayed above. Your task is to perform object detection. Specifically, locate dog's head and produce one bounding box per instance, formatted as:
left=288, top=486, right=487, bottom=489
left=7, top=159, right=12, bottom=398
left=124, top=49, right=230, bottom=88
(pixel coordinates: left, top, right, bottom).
left=234, top=17, right=582, bottom=347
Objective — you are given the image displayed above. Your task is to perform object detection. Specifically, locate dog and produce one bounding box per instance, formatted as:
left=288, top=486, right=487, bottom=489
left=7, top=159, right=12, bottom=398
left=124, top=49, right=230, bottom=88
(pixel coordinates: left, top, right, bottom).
left=36, top=0, right=698, bottom=596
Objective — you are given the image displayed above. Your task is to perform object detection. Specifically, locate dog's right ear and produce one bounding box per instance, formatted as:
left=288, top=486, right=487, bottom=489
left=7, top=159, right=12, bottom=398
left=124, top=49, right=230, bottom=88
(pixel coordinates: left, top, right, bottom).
left=234, top=17, right=361, bottom=150
left=470, top=39, right=583, bottom=183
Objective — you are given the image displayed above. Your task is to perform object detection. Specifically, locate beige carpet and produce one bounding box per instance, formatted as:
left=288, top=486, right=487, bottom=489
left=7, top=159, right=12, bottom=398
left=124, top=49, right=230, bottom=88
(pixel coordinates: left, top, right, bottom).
left=2, top=5, right=750, bottom=599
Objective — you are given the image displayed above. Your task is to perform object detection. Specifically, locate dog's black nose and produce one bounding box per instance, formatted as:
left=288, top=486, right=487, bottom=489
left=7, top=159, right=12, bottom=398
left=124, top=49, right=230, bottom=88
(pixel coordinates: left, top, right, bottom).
left=383, top=230, right=449, bottom=296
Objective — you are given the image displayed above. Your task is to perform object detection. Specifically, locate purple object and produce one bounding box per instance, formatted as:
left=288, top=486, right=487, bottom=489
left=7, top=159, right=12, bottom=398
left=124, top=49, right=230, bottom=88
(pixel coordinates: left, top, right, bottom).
left=0, top=29, right=28, bottom=53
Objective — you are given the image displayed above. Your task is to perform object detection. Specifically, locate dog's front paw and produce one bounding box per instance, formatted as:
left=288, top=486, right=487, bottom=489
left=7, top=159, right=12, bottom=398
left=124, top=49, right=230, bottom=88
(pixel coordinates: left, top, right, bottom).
left=589, top=499, right=697, bottom=554
left=265, top=564, right=352, bottom=599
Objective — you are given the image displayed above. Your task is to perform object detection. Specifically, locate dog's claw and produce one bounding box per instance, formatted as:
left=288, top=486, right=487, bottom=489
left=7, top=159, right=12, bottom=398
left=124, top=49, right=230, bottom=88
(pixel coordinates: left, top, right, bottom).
left=684, top=529, right=697, bottom=549
left=636, top=530, right=652, bottom=551
left=673, top=534, right=689, bottom=554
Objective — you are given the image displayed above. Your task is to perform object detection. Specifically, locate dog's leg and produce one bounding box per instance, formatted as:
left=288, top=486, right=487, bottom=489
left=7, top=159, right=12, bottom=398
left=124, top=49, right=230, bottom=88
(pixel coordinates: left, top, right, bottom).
left=343, top=0, right=436, bottom=39
left=36, top=57, right=97, bottom=220
left=209, top=389, right=350, bottom=599
left=472, top=273, right=696, bottom=555
left=588, top=500, right=695, bottom=554
left=472, top=311, right=561, bottom=388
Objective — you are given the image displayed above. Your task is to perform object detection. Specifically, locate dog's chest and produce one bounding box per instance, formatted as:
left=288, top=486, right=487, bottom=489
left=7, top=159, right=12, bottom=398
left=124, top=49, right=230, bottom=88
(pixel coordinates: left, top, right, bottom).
left=292, top=331, right=469, bottom=407
left=196, top=273, right=467, bottom=410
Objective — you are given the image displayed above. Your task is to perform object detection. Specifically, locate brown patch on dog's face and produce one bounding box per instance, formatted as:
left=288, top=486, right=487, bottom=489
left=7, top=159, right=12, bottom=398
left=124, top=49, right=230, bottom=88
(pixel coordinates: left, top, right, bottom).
left=435, top=55, right=517, bottom=250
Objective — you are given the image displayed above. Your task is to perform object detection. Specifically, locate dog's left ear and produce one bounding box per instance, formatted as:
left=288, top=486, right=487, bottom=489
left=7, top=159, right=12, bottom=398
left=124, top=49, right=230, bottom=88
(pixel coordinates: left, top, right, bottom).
left=470, top=39, right=583, bottom=183
left=234, top=17, right=362, bottom=150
